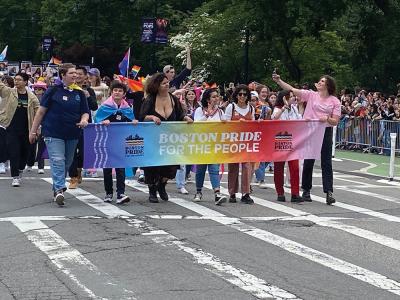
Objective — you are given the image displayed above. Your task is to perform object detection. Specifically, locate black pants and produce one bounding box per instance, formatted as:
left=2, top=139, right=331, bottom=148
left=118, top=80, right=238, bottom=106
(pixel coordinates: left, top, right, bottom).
left=68, top=135, right=84, bottom=177
left=6, top=131, right=30, bottom=177
left=103, top=168, right=125, bottom=196
left=301, top=127, right=333, bottom=193
left=0, top=127, right=7, bottom=163
left=27, top=141, right=45, bottom=169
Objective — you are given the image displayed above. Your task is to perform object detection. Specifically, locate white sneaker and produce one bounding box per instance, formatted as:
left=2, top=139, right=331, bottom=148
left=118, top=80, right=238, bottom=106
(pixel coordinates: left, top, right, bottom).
left=259, top=181, right=268, bottom=189
left=179, top=187, right=189, bottom=194
left=116, top=194, right=130, bottom=204
left=193, top=192, right=202, bottom=202
left=54, top=191, right=65, bottom=206
left=11, top=177, right=20, bottom=187
left=0, top=163, right=5, bottom=174
left=38, top=169, right=45, bottom=174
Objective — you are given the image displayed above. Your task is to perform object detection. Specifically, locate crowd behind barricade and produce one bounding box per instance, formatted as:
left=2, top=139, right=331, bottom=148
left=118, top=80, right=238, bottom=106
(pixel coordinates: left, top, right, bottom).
left=336, top=87, right=400, bottom=154
left=0, top=53, right=358, bottom=207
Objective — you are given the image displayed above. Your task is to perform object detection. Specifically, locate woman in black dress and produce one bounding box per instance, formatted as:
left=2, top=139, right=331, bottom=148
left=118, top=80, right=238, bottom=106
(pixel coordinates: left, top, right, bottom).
left=140, top=73, right=193, bottom=203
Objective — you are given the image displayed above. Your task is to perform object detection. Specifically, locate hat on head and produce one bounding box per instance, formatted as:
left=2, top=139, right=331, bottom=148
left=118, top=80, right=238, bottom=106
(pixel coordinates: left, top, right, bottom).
left=251, top=91, right=259, bottom=99
left=88, top=67, right=100, bottom=77
left=163, top=65, right=174, bottom=73
left=32, top=81, right=47, bottom=90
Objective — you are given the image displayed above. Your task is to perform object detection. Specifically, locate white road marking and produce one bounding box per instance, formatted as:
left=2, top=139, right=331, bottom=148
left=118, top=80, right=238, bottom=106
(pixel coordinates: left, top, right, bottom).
left=127, top=181, right=400, bottom=296
left=337, top=187, right=400, bottom=204
left=43, top=179, right=301, bottom=300
left=11, top=218, right=137, bottom=300
left=204, top=182, right=400, bottom=252
left=260, top=183, right=400, bottom=223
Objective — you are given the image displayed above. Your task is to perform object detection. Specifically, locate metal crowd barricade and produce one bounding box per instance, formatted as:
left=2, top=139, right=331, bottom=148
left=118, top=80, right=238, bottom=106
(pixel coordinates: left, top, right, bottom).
left=336, top=118, right=400, bottom=155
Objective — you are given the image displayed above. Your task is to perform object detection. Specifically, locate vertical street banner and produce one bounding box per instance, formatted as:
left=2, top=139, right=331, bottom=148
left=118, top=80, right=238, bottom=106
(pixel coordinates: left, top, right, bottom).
left=42, top=36, right=54, bottom=53
left=141, top=18, right=156, bottom=43
left=83, top=120, right=326, bottom=168
left=154, top=18, right=169, bottom=44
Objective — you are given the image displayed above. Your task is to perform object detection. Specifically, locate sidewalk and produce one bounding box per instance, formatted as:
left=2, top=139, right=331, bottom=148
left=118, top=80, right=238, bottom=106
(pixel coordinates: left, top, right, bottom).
left=332, top=150, right=400, bottom=180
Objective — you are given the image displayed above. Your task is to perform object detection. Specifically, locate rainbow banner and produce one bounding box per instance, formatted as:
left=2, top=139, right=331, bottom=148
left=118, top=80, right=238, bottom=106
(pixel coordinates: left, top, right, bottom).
left=83, top=120, right=326, bottom=168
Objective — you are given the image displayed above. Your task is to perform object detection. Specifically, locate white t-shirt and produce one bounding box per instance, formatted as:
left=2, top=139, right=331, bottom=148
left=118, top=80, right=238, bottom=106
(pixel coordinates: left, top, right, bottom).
left=194, top=107, right=226, bottom=121
left=271, top=104, right=302, bottom=120
left=224, top=103, right=255, bottom=120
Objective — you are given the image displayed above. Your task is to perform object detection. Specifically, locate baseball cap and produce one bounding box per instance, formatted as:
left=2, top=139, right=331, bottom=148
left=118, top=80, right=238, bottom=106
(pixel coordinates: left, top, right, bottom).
left=163, top=65, right=174, bottom=73
left=88, top=67, right=100, bottom=77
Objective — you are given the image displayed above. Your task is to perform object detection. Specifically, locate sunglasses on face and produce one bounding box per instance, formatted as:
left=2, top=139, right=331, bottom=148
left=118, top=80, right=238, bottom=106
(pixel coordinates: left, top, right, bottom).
left=238, top=92, right=247, bottom=97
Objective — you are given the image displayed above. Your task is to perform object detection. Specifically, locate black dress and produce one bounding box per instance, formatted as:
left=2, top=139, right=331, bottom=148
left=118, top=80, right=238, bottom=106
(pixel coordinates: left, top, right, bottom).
left=140, top=93, right=185, bottom=184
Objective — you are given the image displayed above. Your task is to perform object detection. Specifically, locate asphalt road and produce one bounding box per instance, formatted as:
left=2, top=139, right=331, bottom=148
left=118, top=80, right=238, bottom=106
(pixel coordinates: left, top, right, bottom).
left=1, top=158, right=400, bottom=300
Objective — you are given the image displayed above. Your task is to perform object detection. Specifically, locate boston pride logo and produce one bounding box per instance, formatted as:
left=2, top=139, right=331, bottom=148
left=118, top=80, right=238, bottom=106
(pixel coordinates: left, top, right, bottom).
left=125, top=134, right=144, bottom=157
left=274, top=131, right=293, bottom=151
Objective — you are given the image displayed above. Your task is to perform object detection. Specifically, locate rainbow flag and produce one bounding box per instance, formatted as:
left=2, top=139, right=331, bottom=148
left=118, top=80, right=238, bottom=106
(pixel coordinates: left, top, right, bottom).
left=118, top=75, right=144, bottom=92
left=49, top=56, right=62, bottom=65
left=130, top=65, right=141, bottom=78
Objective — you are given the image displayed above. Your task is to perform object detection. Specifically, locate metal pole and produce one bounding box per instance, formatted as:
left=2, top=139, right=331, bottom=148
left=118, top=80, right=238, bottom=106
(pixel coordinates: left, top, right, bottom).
left=389, top=133, right=397, bottom=181
left=332, top=126, right=337, bottom=158
left=244, top=27, right=249, bottom=83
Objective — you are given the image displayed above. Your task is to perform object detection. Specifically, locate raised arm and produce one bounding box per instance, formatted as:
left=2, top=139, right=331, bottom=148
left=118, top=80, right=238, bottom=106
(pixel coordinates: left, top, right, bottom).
left=272, top=73, right=302, bottom=98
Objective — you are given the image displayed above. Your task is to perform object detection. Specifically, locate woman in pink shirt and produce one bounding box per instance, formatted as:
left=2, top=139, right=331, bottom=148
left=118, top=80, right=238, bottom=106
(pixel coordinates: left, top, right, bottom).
left=272, top=73, right=340, bottom=205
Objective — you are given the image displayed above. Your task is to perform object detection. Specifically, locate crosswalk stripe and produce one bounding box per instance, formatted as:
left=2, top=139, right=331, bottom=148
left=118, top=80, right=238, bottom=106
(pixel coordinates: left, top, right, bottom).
left=337, top=187, right=400, bottom=204
left=10, top=218, right=137, bottom=300
left=259, top=183, right=400, bottom=223
left=43, top=179, right=301, bottom=299
left=203, top=182, right=400, bottom=252
left=125, top=181, right=400, bottom=296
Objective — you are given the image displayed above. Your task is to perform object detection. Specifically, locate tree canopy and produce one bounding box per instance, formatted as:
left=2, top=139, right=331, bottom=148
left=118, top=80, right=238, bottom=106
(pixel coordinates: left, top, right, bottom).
left=0, top=0, right=399, bottom=92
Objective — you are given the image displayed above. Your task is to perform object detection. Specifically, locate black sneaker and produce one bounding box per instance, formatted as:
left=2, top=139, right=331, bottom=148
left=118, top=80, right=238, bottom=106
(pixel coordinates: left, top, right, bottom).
left=291, top=195, right=304, bottom=203
left=104, top=193, right=113, bottom=203
left=215, top=192, right=227, bottom=206
left=277, top=195, right=286, bottom=202
left=149, top=184, right=159, bottom=203
left=54, top=191, right=65, bottom=206
left=116, top=194, right=130, bottom=204
left=326, top=191, right=336, bottom=205
left=229, top=194, right=237, bottom=203
left=240, top=193, right=254, bottom=204
left=302, top=190, right=312, bottom=202
left=157, top=181, right=169, bottom=201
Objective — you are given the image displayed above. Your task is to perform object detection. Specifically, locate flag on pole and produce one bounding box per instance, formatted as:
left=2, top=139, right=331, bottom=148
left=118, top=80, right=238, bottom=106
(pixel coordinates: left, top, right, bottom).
left=130, top=65, right=141, bottom=78
left=49, top=56, right=62, bottom=65
left=118, top=75, right=144, bottom=92
left=0, top=45, right=8, bottom=62
left=118, top=48, right=130, bottom=77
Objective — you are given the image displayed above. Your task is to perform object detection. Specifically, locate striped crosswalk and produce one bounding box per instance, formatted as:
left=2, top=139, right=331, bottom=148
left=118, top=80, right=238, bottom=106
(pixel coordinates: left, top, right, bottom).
left=1, top=171, right=400, bottom=299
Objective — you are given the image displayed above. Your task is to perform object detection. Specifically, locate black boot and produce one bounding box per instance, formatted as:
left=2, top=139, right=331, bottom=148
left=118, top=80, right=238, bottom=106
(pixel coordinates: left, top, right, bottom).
left=148, top=184, right=159, bottom=203
left=157, top=181, right=169, bottom=201
left=302, top=190, right=312, bottom=202
left=326, top=191, right=336, bottom=205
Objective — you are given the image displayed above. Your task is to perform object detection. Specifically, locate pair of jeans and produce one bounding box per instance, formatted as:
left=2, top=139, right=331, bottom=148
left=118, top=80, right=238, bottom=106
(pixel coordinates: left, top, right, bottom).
left=301, top=127, right=333, bottom=193
left=175, top=165, right=186, bottom=189
left=103, top=168, right=125, bottom=196
left=44, top=137, right=78, bottom=192
left=195, top=164, right=220, bottom=191
left=6, top=131, right=30, bottom=177
left=254, top=162, right=266, bottom=182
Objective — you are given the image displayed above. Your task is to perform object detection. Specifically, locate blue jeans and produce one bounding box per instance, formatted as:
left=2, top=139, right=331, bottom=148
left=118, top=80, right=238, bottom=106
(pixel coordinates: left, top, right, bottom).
left=44, top=137, right=78, bottom=192
left=255, top=162, right=266, bottom=182
left=175, top=165, right=186, bottom=189
left=196, top=164, right=220, bottom=191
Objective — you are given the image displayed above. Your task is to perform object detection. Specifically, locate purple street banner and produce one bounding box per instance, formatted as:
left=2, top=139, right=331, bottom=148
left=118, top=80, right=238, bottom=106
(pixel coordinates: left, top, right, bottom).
left=83, top=120, right=326, bottom=169
left=141, top=18, right=156, bottom=43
